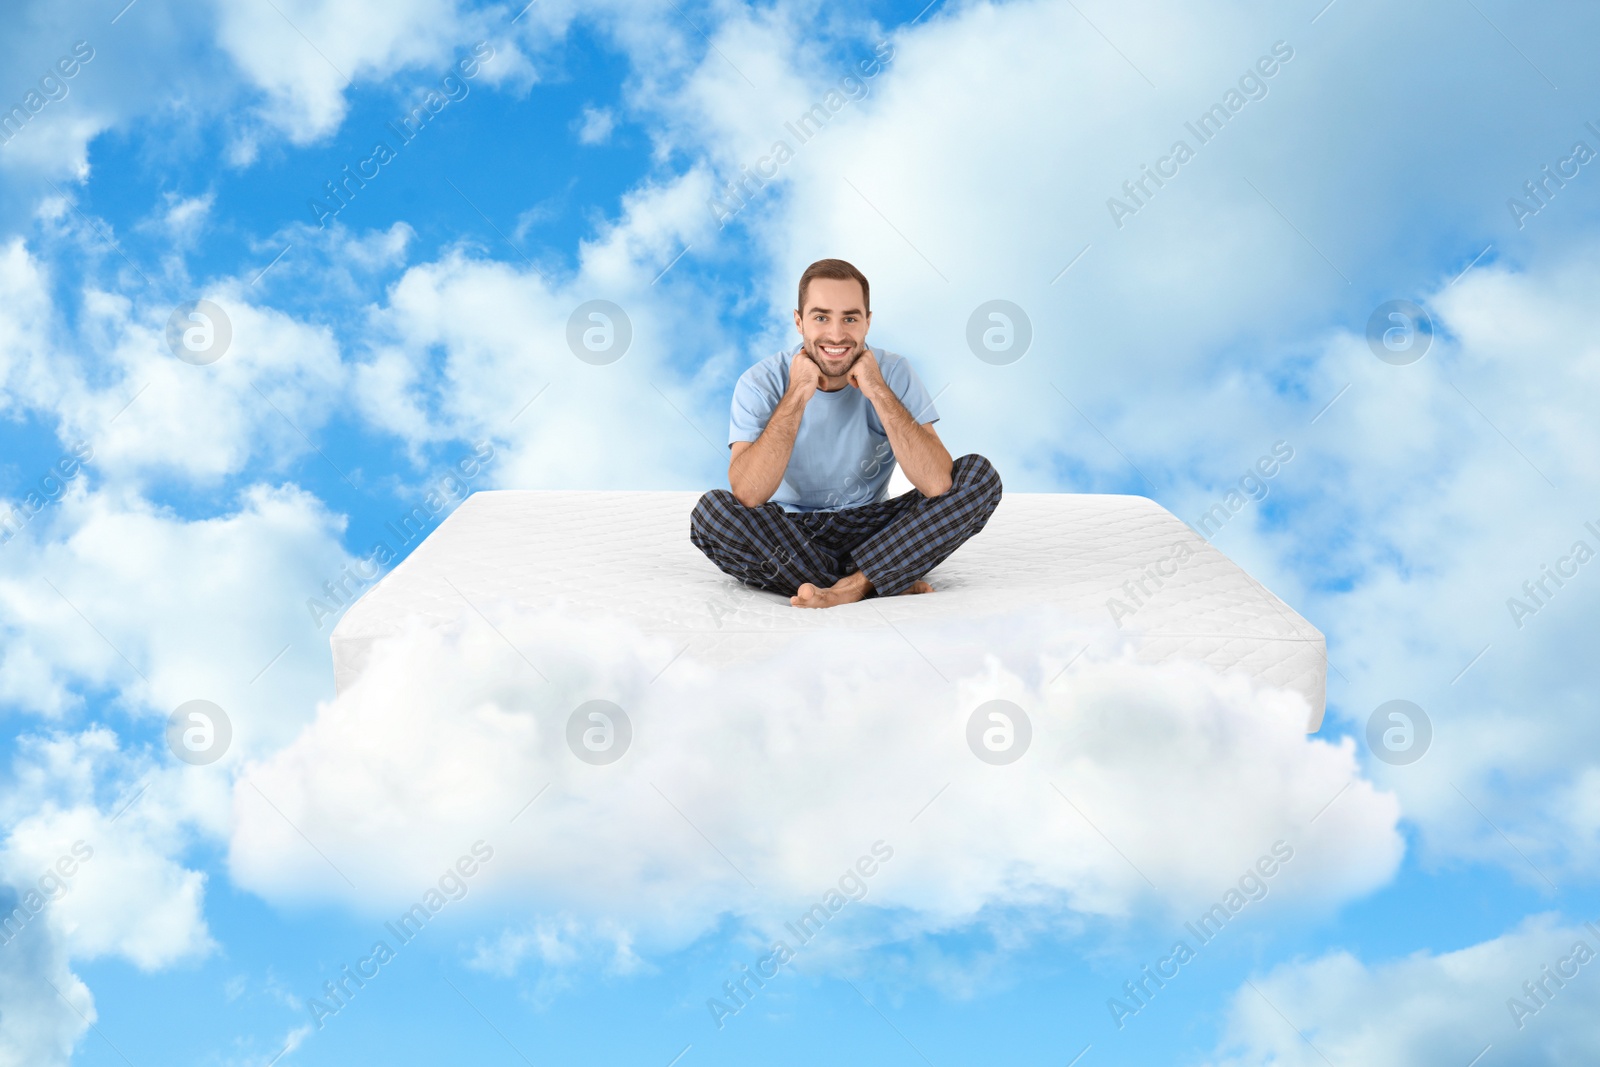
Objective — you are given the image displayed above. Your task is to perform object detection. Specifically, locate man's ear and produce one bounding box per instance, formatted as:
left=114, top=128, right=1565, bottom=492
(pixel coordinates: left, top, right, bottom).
left=793, top=308, right=803, bottom=333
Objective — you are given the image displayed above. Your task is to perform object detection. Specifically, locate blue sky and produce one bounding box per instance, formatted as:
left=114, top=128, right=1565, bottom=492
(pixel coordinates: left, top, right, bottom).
left=3, top=0, right=1600, bottom=1064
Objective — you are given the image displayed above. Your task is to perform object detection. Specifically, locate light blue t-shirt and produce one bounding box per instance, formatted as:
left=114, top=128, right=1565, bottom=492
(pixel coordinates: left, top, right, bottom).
left=728, top=345, right=939, bottom=513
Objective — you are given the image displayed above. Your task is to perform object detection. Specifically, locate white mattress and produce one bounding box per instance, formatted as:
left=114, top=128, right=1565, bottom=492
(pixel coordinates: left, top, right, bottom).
left=330, top=491, right=1326, bottom=730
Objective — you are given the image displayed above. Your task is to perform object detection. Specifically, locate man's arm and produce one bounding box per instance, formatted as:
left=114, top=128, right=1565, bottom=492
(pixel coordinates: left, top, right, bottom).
left=850, top=351, right=953, bottom=497
left=728, top=352, right=821, bottom=507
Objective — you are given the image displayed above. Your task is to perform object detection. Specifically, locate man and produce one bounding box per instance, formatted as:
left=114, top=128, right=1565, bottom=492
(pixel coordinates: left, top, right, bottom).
left=690, top=258, right=1002, bottom=608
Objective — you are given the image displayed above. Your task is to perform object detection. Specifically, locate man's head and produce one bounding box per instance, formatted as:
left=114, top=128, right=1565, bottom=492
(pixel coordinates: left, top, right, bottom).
left=793, top=258, right=871, bottom=381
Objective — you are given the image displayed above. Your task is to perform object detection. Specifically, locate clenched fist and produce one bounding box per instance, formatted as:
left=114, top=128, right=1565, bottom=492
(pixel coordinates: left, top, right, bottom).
left=787, top=348, right=826, bottom=402
left=846, top=347, right=888, bottom=403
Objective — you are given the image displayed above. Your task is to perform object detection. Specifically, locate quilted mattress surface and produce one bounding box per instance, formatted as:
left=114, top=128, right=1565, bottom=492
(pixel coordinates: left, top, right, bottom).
left=330, top=490, right=1326, bottom=731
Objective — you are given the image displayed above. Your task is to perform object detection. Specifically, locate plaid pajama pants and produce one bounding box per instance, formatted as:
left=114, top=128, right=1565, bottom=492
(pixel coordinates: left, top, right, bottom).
left=689, top=453, right=1003, bottom=598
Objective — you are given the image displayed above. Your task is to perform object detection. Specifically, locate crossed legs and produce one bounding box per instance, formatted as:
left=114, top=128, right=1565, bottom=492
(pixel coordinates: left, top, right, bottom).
left=689, top=454, right=1003, bottom=607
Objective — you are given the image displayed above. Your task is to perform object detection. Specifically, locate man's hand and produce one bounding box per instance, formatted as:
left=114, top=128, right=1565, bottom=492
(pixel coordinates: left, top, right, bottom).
left=852, top=348, right=954, bottom=497
left=788, top=349, right=825, bottom=402
left=846, top=347, right=889, bottom=402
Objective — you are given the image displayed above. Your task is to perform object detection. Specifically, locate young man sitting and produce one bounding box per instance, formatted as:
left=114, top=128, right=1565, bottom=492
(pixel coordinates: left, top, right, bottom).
left=690, top=258, right=1002, bottom=608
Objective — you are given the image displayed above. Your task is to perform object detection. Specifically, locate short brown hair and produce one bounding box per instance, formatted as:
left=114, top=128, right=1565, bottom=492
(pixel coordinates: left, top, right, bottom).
left=797, top=258, right=870, bottom=316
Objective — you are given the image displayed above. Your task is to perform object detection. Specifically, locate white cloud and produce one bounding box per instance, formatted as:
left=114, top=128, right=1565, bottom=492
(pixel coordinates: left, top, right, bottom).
left=0, top=0, right=545, bottom=191
left=468, top=917, right=641, bottom=977
left=229, top=603, right=1400, bottom=960
left=211, top=0, right=540, bottom=144
left=1205, top=912, right=1600, bottom=1067
left=574, top=105, right=616, bottom=145
left=0, top=27, right=116, bottom=183
left=0, top=479, right=354, bottom=750
left=152, top=191, right=215, bottom=247
left=0, top=237, right=59, bottom=418
left=346, top=167, right=737, bottom=481
left=1267, top=251, right=1600, bottom=885
left=0, top=724, right=227, bottom=1065
left=0, top=3, right=256, bottom=187
left=0, top=229, right=354, bottom=489
left=0, top=897, right=90, bottom=1067
left=0, top=728, right=214, bottom=969
left=59, top=289, right=347, bottom=487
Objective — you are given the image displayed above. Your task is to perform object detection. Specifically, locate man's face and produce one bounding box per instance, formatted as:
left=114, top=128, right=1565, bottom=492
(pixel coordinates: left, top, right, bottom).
left=793, top=276, right=871, bottom=381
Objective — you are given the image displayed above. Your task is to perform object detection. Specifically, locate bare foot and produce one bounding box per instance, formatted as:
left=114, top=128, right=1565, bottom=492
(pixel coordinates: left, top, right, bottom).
left=790, top=581, right=869, bottom=608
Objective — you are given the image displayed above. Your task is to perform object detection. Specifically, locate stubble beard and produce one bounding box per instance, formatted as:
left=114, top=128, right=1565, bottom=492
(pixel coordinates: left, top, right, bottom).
left=804, top=337, right=862, bottom=386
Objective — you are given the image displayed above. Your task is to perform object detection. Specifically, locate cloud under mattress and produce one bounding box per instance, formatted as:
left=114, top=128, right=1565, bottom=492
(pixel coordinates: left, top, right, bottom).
left=328, top=490, right=1327, bottom=732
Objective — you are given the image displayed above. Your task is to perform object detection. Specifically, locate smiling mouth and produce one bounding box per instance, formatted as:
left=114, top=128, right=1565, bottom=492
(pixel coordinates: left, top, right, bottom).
left=816, top=343, right=854, bottom=361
